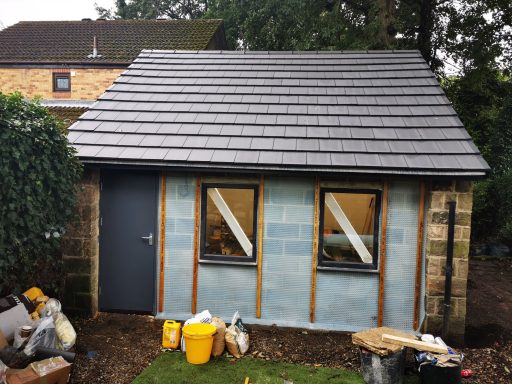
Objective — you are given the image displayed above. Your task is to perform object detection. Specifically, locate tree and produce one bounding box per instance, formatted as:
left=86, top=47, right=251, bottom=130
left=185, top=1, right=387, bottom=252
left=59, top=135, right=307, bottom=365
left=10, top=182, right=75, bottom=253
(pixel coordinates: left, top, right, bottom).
left=0, top=93, right=83, bottom=295
left=96, top=0, right=208, bottom=20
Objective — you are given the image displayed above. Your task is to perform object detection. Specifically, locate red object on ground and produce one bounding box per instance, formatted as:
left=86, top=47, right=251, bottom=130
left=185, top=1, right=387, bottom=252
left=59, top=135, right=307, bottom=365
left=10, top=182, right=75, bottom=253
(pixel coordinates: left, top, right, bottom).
left=461, top=369, right=473, bottom=378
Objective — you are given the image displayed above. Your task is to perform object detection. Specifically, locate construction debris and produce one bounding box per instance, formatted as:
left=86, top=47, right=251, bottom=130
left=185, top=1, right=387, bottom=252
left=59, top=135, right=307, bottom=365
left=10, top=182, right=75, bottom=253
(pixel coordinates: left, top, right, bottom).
left=351, top=327, right=417, bottom=356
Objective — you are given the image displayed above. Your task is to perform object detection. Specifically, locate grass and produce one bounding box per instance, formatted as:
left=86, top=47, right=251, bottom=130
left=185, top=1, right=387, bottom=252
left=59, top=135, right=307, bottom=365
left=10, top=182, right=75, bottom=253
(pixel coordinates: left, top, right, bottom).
left=132, top=352, right=365, bottom=384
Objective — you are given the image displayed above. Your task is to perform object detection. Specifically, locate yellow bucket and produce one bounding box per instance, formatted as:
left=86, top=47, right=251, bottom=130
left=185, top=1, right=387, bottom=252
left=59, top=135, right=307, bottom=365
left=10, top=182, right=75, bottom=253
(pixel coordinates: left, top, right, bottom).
left=182, top=323, right=217, bottom=364
left=162, top=320, right=181, bottom=349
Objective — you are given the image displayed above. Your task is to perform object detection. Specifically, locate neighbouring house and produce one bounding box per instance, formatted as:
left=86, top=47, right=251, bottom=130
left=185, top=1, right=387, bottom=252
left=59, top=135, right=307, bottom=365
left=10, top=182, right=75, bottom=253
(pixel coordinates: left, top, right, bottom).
left=66, top=50, right=488, bottom=342
left=0, top=19, right=226, bottom=127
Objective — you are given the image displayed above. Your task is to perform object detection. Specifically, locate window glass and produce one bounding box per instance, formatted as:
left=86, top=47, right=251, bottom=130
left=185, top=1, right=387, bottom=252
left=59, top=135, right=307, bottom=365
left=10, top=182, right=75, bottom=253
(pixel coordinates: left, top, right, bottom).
left=202, top=186, right=257, bottom=261
left=320, top=190, right=380, bottom=269
left=53, top=74, right=70, bottom=91
left=56, top=77, right=69, bottom=90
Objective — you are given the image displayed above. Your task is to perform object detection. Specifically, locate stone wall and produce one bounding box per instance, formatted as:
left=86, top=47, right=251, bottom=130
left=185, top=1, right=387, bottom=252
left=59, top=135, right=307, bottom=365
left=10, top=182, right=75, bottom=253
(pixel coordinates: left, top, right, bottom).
left=0, top=67, right=124, bottom=100
left=61, top=168, right=100, bottom=316
left=424, top=180, right=473, bottom=344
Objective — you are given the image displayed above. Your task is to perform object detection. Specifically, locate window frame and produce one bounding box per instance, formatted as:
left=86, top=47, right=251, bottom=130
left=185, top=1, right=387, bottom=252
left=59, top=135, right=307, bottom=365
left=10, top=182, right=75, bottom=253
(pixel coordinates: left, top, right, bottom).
left=318, top=188, right=382, bottom=271
left=52, top=73, right=71, bottom=92
left=200, top=183, right=259, bottom=264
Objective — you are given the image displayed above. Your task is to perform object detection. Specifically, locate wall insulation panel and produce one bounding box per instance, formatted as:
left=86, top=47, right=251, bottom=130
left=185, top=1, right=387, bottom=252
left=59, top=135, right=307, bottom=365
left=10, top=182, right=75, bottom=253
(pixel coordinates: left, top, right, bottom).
left=162, top=175, right=196, bottom=317
left=260, top=177, right=314, bottom=323
left=383, top=181, right=420, bottom=330
left=197, top=264, right=257, bottom=319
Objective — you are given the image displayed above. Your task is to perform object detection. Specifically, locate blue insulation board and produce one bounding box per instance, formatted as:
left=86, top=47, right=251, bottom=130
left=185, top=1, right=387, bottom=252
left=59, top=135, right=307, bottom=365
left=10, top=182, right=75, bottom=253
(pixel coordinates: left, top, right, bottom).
left=197, top=264, right=257, bottom=319
left=260, top=177, right=314, bottom=323
left=383, top=181, right=420, bottom=330
left=162, top=175, right=196, bottom=316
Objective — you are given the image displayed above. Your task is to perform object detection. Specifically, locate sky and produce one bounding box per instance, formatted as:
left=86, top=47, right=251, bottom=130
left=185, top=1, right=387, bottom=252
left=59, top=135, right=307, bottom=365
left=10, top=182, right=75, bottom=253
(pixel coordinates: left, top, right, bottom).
left=0, top=0, right=116, bottom=28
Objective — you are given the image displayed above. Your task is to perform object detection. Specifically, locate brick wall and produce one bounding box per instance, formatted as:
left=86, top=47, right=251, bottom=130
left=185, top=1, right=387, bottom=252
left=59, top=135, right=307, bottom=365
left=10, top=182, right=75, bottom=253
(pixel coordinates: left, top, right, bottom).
left=61, top=168, right=100, bottom=316
left=424, top=180, right=473, bottom=344
left=0, top=67, right=124, bottom=100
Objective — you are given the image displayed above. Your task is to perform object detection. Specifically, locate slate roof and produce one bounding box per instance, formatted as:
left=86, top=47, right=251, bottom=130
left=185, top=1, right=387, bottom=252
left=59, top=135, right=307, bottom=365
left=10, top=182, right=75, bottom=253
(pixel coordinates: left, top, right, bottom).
left=0, top=20, right=224, bottom=65
left=68, top=50, right=490, bottom=177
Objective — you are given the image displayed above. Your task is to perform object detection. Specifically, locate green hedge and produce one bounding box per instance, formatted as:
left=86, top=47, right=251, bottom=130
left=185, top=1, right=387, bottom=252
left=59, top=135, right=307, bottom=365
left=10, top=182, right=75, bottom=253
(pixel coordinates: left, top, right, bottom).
left=0, top=92, right=82, bottom=296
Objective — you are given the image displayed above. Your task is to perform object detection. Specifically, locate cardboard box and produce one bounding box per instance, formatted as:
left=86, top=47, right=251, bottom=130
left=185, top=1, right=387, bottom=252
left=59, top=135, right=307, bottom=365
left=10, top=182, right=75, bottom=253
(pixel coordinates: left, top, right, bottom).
left=0, top=330, right=7, bottom=349
left=6, top=357, right=71, bottom=384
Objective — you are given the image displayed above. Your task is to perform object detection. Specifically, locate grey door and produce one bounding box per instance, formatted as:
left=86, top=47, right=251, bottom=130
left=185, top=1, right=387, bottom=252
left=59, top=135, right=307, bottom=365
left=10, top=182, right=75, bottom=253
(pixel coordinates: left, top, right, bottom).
left=99, top=170, right=158, bottom=313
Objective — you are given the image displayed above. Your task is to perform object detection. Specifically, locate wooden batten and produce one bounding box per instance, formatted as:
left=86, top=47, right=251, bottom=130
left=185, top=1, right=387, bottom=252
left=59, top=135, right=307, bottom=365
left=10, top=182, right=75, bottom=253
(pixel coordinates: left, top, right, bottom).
left=158, top=174, right=167, bottom=313
left=377, top=181, right=389, bottom=327
left=310, top=177, right=320, bottom=323
left=413, top=181, right=426, bottom=329
left=256, top=175, right=264, bottom=318
left=191, top=176, right=201, bottom=315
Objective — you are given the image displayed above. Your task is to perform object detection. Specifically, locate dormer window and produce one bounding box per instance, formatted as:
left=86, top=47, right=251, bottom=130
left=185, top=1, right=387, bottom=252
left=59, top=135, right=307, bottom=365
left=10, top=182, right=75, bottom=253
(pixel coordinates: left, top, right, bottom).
left=53, top=73, right=71, bottom=92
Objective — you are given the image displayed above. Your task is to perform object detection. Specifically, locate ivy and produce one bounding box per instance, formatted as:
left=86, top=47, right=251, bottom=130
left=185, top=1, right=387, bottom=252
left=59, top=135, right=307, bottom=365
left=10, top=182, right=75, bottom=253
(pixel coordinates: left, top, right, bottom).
left=0, top=92, right=83, bottom=296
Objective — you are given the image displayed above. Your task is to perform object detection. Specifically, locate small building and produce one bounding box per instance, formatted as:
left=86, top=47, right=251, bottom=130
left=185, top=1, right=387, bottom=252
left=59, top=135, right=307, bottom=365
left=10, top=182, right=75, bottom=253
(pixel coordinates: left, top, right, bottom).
left=0, top=19, right=226, bottom=126
left=66, top=50, right=488, bottom=341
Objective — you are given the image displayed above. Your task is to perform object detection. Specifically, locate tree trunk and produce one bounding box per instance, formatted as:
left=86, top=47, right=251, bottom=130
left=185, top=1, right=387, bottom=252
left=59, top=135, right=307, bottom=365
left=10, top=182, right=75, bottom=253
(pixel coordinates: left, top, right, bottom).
left=418, top=0, right=435, bottom=67
left=377, top=0, right=395, bottom=48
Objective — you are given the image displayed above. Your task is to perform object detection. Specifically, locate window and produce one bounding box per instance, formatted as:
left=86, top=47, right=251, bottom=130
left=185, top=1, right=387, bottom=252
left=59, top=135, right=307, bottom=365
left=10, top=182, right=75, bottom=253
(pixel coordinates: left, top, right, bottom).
left=53, top=73, right=70, bottom=92
left=318, top=188, right=381, bottom=270
left=200, top=184, right=258, bottom=263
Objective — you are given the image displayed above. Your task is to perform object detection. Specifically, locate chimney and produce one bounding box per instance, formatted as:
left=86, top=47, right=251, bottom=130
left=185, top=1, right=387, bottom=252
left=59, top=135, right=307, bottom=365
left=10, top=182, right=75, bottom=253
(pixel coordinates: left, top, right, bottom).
left=88, top=36, right=102, bottom=59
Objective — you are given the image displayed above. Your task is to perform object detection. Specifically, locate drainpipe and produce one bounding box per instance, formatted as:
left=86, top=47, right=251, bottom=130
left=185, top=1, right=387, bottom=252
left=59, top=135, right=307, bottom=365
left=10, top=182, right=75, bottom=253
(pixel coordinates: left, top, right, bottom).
left=442, top=200, right=456, bottom=339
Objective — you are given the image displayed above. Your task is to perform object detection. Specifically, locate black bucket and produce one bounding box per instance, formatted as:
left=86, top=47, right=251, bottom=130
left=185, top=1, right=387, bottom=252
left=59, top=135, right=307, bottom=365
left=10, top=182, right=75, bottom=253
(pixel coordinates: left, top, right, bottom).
left=360, top=348, right=405, bottom=384
left=419, top=363, right=461, bottom=384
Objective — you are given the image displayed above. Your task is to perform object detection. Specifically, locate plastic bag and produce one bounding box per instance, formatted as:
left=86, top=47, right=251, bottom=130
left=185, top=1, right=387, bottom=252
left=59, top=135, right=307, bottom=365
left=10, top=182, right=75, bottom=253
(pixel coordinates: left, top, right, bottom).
left=42, top=299, right=61, bottom=318
left=224, top=311, right=249, bottom=358
left=53, top=312, right=76, bottom=350
left=180, top=310, right=212, bottom=352
left=23, top=316, right=57, bottom=356
left=0, top=359, right=6, bottom=384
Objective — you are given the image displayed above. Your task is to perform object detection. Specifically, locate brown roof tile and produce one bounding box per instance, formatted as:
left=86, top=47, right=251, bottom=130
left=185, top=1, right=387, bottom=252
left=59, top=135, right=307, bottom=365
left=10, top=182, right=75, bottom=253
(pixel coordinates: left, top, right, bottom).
left=0, top=19, right=225, bottom=65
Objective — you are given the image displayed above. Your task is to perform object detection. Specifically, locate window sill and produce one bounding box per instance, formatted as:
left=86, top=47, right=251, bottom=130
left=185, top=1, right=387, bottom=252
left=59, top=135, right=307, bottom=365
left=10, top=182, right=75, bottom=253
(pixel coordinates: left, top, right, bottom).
left=199, top=259, right=257, bottom=267
left=317, top=265, right=379, bottom=274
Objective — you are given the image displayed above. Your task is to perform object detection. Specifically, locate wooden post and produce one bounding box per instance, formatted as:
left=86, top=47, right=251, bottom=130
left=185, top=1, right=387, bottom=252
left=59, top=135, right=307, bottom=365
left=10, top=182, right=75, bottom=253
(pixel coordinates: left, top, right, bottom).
left=191, top=176, right=200, bottom=315
left=413, top=181, right=426, bottom=329
left=158, top=174, right=167, bottom=313
left=377, top=181, right=389, bottom=327
left=256, top=175, right=264, bottom=318
left=310, top=177, right=320, bottom=323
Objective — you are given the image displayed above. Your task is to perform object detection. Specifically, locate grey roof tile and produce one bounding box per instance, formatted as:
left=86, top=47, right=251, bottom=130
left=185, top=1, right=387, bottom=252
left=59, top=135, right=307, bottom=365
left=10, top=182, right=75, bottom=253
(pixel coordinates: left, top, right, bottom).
left=70, top=51, right=488, bottom=175
left=211, top=150, right=237, bottom=163
left=184, top=136, right=208, bottom=148
left=143, top=148, right=169, bottom=159
left=282, top=151, right=307, bottom=165
left=251, top=137, right=274, bottom=150
left=229, top=137, right=252, bottom=149
left=188, top=149, right=214, bottom=162
left=331, top=153, right=356, bottom=166
left=274, top=138, right=296, bottom=150
left=139, top=135, right=165, bottom=147
left=235, top=150, right=260, bottom=163
left=164, top=148, right=191, bottom=161
left=161, top=135, right=187, bottom=147
left=355, top=153, right=381, bottom=167
left=307, top=152, right=332, bottom=165
left=258, top=151, right=284, bottom=164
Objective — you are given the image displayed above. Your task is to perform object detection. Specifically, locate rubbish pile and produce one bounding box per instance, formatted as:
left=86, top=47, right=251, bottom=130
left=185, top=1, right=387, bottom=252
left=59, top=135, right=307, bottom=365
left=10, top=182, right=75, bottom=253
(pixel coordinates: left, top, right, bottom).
left=0, top=287, right=76, bottom=384
left=162, top=310, right=249, bottom=364
left=352, top=327, right=465, bottom=384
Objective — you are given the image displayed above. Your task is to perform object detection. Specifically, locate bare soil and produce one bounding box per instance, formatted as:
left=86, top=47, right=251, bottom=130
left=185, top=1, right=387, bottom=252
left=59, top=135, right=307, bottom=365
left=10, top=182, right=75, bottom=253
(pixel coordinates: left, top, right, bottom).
left=69, top=257, right=512, bottom=384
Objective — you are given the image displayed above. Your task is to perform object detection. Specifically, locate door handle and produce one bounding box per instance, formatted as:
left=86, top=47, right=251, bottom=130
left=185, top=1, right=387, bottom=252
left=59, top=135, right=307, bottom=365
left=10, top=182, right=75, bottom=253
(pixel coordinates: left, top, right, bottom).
left=141, top=233, right=153, bottom=246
